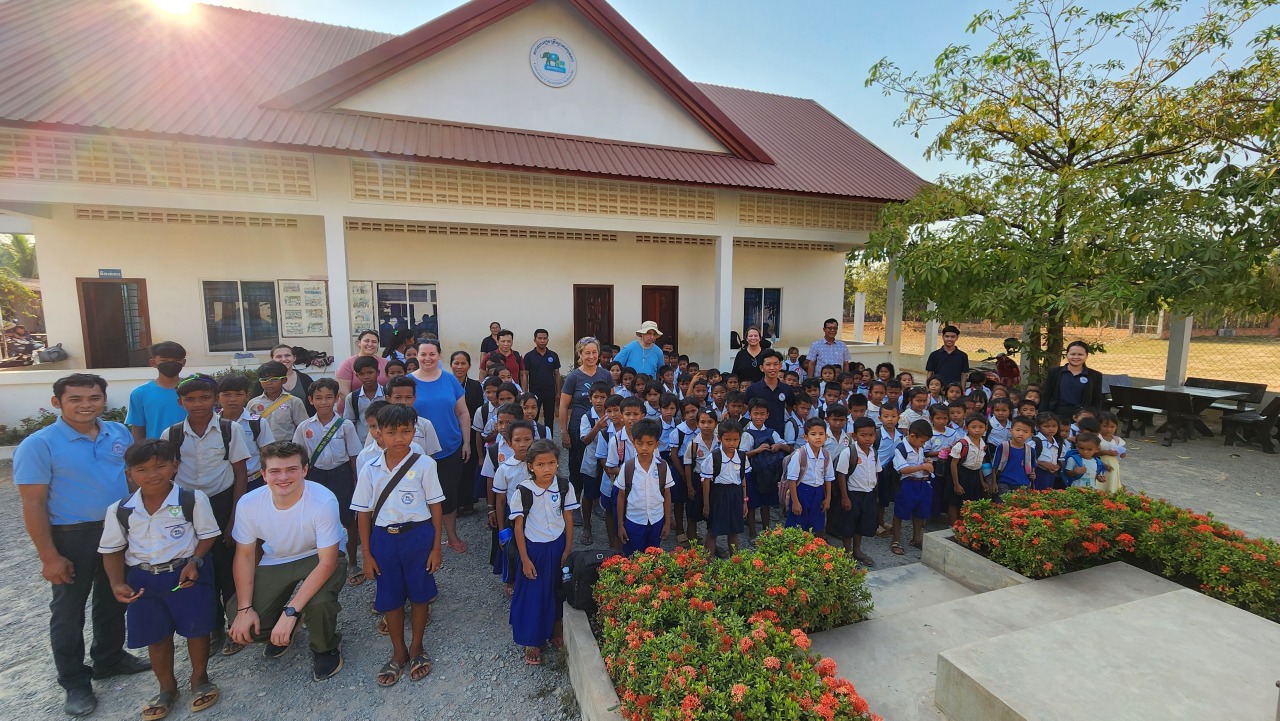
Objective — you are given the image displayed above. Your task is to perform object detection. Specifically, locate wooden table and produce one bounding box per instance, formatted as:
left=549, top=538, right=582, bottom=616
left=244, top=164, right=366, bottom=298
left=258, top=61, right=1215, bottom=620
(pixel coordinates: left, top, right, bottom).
left=1142, top=384, right=1249, bottom=436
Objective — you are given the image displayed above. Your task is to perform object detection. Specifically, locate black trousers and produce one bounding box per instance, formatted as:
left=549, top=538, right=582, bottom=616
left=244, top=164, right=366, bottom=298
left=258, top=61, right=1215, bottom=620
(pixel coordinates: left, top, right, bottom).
left=207, top=486, right=236, bottom=631
left=531, top=385, right=558, bottom=427
left=49, top=523, right=127, bottom=691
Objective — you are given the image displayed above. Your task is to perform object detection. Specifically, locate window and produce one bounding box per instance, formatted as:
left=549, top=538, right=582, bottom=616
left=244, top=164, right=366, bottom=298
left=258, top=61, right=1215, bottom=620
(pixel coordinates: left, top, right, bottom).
left=202, top=280, right=279, bottom=352
left=743, top=287, right=782, bottom=341
left=376, top=283, right=439, bottom=346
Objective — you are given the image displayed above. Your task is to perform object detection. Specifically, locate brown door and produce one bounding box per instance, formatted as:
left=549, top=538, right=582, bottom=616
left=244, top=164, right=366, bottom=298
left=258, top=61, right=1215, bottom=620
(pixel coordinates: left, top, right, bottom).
left=573, top=285, right=613, bottom=346
left=641, top=286, right=679, bottom=350
left=77, top=279, right=151, bottom=368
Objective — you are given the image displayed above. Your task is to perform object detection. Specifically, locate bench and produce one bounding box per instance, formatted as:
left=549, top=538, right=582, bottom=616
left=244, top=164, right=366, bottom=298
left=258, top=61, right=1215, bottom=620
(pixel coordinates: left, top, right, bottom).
left=1184, top=377, right=1267, bottom=413
left=1222, top=397, right=1280, bottom=454
left=1100, top=374, right=1132, bottom=411
left=1109, top=385, right=1199, bottom=446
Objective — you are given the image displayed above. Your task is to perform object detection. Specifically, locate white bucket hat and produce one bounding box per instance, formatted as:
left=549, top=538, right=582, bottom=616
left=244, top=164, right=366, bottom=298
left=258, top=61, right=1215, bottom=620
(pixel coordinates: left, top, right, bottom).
left=635, top=320, right=662, bottom=336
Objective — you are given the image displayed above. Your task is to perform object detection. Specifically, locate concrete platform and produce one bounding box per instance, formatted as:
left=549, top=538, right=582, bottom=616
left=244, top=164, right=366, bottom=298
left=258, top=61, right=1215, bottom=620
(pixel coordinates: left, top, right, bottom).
left=862, top=563, right=975, bottom=619
left=812, top=563, right=1182, bottom=721
left=937, top=588, right=1280, bottom=721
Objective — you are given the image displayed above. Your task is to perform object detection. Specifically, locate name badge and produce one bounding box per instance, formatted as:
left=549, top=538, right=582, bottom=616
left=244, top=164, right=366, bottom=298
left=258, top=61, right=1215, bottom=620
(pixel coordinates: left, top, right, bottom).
left=1079, top=376, right=1089, bottom=384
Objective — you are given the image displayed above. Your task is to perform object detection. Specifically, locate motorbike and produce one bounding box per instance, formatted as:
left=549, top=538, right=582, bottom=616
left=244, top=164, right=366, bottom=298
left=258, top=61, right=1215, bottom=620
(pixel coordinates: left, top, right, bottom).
left=974, top=337, right=1022, bottom=388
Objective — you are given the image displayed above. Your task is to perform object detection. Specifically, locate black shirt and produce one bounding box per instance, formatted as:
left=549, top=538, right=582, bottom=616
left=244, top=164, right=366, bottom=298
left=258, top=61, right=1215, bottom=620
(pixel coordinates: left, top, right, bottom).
left=522, top=348, right=562, bottom=389
left=731, top=348, right=766, bottom=385
left=925, top=347, right=969, bottom=385
left=744, top=379, right=794, bottom=433
left=480, top=336, right=498, bottom=354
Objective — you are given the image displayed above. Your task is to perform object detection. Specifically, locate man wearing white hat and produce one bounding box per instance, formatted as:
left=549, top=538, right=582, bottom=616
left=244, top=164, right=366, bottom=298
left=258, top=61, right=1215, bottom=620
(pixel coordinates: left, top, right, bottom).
left=613, top=321, right=664, bottom=377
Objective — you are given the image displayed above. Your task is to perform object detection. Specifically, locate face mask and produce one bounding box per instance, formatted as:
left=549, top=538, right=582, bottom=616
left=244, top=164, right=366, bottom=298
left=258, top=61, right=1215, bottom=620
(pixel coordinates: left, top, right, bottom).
left=156, top=361, right=183, bottom=378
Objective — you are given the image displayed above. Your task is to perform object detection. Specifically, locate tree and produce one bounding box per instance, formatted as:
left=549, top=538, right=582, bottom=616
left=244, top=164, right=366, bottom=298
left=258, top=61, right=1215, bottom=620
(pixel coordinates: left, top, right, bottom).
left=844, top=261, right=888, bottom=317
left=0, top=234, right=37, bottom=279
left=864, top=0, right=1280, bottom=379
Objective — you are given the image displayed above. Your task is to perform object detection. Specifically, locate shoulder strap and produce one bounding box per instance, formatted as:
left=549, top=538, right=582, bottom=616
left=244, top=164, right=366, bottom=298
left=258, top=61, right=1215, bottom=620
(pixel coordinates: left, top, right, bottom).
left=348, top=391, right=358, bottom=417
left=371, top=453, right=421, bottom=522
left=557, top=476, right=570, bottom=513
left=115, top=496, right=133, bottom=536
left=178, top=488, right=196, bottom=523
left=309, top=418, right=345, bottom=467
left=996, top=440, right=1011, bottom=472
left=623, top=458, right=636, bottom=497
left=518, top=485, right=534, bottom=519
left=219, top=418, right=233, bottom=460
left=166, top=423, right=184, bottom=463
left=488, top=445, right=499, bottom=468
left=481, top=404, right=491, bottom=424
left=260, top=395, right=290, bottom=418
left=249, top=417, right=262, bottom=440
left=796, top=446, right=809, bottom=479
left=712, top=452, right=722, bottom=480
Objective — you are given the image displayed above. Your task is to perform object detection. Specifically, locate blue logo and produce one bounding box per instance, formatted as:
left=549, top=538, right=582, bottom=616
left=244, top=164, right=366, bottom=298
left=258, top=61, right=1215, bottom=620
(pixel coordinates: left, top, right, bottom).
left=541, top=52, right=566, bottom=73
left=530, top=38, right=577, bottom=88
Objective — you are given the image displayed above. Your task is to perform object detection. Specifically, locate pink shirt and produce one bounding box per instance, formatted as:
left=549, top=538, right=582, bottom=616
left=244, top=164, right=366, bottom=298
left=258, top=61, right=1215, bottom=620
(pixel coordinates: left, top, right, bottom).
left=335, top=354, right=389, bottom=386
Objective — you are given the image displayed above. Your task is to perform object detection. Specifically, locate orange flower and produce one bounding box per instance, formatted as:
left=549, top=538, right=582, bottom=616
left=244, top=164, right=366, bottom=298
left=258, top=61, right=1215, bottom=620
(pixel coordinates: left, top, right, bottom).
left=764, top=656, right=781, bottom=670
left=731, top=684, right=747, bottom=703
left=1043, top=562, right=1053, bottom=571
left=752, top=558, right=764, bottom=569
left=1221, top=565, right=1231, bottom=574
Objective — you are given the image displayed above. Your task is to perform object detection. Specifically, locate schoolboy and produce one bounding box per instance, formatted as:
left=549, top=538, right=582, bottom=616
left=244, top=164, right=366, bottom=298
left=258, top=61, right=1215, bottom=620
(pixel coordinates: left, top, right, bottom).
left=99, top=439, right=221, bottom=718
left=708, top=382, right=728, bottom=419
left=480, top=403, right=522, bottom=531
left=471, top=376, right=502, bottom=446
left=343, top=356, right=385, bottom=445
left=216, top=374, right=275, bottom=492
left=819, top=383, right=844, bottom=418
left=991, top=417, right=1038, bottom=496
left=783, top=418, right=834, bottom=534
left=615, top=419, right=675, bottom=556
left=884, top=380, right=904, bottom=413
left=357, top=401, right=425, bottom=472
left=168, top=374, right=249, bottom=654
left=127, top=341, right=189, bottom=441
left=846, top=393, right=869, bottom=423
left=725, top=374, right=740, bottom=393
left=1063, top=432, right=1106, bottom=489
left=784, top=396, right=811, bottom=446
left=604, top=397, right=647, bottom=483
left=783, top=370, right=801, bottom=390
left=723, top=391, right=748, bottom=425
left=822, top=405, right=851, bottom=459
left=248, top=361, right=307, bottom=444
left=947, top=402, right=968, bottom=433
left=832, top=417, right=879, bottom=565
left=743, top=398, right=789, bottom=534
left=576, top=383, right=611, bottom=547
left=293, top=378, right=363, bottom=581
left=890, top=420, right=935, bottom=555
left=383, top=377, right=443, bottom=456
left=1032, top=412, right=1066, bottom=490
left=352, top=404, right=444, bottom=686
left=801, top=378, right=823, bottom=418
left=493, top=419, right=537, bottom=587
left=875, top=403, right=903, bottom=534
left=596, top=394, right=626, bottom=550
left=687, top=378, right=709, bottom=409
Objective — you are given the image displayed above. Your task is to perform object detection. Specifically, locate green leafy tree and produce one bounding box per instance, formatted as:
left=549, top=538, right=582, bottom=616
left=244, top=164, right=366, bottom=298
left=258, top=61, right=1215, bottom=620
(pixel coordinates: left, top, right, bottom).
left=0, top=234, right=37, bottom=279
left=844, top=261, right=888, bottom=317
left=864, top=0, right=1280, bottom=379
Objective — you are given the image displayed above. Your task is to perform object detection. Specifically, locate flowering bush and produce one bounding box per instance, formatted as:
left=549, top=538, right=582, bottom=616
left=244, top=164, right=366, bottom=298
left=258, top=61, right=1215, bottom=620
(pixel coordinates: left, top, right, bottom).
left=595, top=528, right=877, bottom=721
left=955, top=488, right=1280, bottom=621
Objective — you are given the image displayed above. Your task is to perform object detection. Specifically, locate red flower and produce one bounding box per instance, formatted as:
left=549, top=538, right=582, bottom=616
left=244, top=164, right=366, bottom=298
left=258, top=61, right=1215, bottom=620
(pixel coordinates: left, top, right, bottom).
left=731, top=684, right=747, bottom=703
left=1221, top=565, right=1231, bottom=574
left=1043, top=562, right=1053, bottom=571
left=764, top=656, right=781, bottom=670
left=752, top=558, right=764, bottom=569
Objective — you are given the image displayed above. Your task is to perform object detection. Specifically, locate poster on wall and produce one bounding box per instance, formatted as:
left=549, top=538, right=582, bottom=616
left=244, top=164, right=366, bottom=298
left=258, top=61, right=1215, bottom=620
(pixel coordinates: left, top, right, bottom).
left=278, top=280, right=330, bottom=337
left=349, top=281, right=375, bottom=336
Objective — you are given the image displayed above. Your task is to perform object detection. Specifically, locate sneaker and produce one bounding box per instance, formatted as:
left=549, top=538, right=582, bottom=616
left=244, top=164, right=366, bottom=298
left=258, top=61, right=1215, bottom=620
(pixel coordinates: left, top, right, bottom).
left=312, top=647, right=344, bottom=681
left=64, top=687, right=97, bottom=717
left=264, top=642, right=289, bottom=659
left=91, top=653, right=151, bottom=679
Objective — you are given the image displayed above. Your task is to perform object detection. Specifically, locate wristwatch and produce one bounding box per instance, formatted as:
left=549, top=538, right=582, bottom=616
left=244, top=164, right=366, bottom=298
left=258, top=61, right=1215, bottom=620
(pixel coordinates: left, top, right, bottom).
left=186, top=557, right=204, bottom=568
left=284, top=606, right=298, bottom=618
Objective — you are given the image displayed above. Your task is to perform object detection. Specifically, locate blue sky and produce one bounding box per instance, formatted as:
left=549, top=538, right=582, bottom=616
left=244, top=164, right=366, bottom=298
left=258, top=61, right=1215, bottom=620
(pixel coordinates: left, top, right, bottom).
left=210, top=0, right=995, bottom=180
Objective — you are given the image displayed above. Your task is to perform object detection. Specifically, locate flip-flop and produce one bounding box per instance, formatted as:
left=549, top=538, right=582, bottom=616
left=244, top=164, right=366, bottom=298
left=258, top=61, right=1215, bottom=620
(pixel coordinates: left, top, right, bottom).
left=448, top=539, right=468, bottom=554
left=142, top=691, right=176, bottom=721
left=550, top=636, right=564, bottom=650
left=219, top=637, right=245, bottom=656
left=376, top=660, right=403, bottom=688
left=891, top=542, right=905, bottom=556
left=909, top=538, right=923, bottom=549
left=189, top=682, right=219, bottom=713
left=524, top=647, right=542, bottom=666
left=876, top=525, right=893, bottom=537
left=348, top=569, right=366, bottom=586
left=376, top=614, right=390, bottom=636
left=409, top=654, right=432, bottom=681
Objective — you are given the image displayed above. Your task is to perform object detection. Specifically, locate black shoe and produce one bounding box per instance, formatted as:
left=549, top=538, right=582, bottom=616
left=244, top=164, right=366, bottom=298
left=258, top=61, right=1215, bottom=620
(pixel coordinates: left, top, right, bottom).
left=91, top=653, right=151, bottom=679
left=263, top=641, right=289, bottom=659
left=64, top=687, right=97, bottom=717
left=312, top=648, right=343, bottom=681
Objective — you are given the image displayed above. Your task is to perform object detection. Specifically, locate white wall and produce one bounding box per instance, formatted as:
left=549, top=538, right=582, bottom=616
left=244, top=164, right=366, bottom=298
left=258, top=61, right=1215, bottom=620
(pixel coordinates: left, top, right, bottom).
left=336, top=0, right=726, bottom=153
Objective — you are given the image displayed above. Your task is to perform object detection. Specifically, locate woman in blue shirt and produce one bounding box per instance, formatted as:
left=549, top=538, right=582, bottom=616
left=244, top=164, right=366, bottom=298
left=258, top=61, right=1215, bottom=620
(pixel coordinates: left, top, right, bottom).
left=408, top=340, right=473, bottom=553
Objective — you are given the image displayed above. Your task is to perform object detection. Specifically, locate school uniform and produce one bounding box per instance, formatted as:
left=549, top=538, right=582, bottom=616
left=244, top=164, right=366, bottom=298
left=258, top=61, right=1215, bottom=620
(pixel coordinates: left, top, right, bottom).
left=927, top=425, right=960, bottom=511
left=782, top=359, right=805, bottom=380
left=342, top=385, right=385, bottom=444
left=216, top=411, right=275, bottom=491
left=644, top=402, right=661, bottom=419
left=1032, top=432, right=1066, bottom=491
left=892, top=442, right=933, bottom=521
left=700, top=450, right=749, bottom=536
left=98, top=486, right=220, bottom=648
left=875, top=426, right=903, bottom=509
left=947, top=436, right=988, bottom=506
left=365, top=417, right=441, bottom=458
left=490, top=456, right=529, bottom=578
left=357, top=440, right=425, bottom=474
left=830, top=444, right=879, bottom=539
left=293, top=415, right=363, bottom=527
left=898, top=407, right=927, bottom=430
left=1063, top=450, right=1105, bottom=489
left=597, top=423, right=625, bottom=510
left=782, top=413, right=805, bottom=446
left=612, top=386, right=633, bottom=399
left=508, top=479, right=579, bottom=648
left=577, top=409, right=606, bottom=501
left=744, top=422, right=786, bottom=509
left=682, top=434, right=716, bottom=525
left=247, top=392, right=308, bottom=446
left=987, top=416, right=1013, bottom=446
left=615, top=457, right=675, bottom=556
left=351, top=451, right=444, bottom=612
left=991, top=442, right=1035, bottom=495
left=471, top=402, right=497, bottom=439
left=866, top=402, right=883, bottom=427
left=783, top=444, right=834, bottom=533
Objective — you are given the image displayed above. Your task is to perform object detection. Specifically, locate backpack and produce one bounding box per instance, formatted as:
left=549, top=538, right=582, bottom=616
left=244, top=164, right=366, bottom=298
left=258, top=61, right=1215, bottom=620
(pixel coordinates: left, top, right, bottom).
left=516, top=477, right=571, bottom=518
left=166, top=419, right=235, bottom=463
left=115, top=488, right=197, bottom=537
left=995, top=439, right=1039, bottom=479
left=566, top=548, right=620, bottom=612
left=785, top=445, right=831, bottom=484
left=621, top=458, right=669, bottom=497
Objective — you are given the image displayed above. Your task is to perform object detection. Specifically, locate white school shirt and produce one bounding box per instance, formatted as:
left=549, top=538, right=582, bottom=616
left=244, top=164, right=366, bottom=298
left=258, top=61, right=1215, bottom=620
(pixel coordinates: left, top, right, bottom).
left=1033, top=432, right=1065, bottom=466
left=783, top=413, right=805, bottom=445
left=173, top=418, right=251, bottom=496
left=893, top=442, right=932, bottom=480
left=579, top=410, right=605, bottom=476
left=950, top=437, right=987, bottom=471
left=674, top=421, right=697, bottom=459
left=700, top=449, right=748, bottom=486
left=491, top=456, right=530, bottom=508
left=614, top=457, right=674, bottom=525
left=645, top=402, right=661, bottom=419
left=596, top=421, right=621, bottom=462
left=357, top=441, right=425, bottom=474
left=98, top=486, right=221, bottom=566
left=988, top=416, right=1013, bottom=445
left=343, top=385, right=385, bottom=443
left=745, top=422, right=784, bottom=449
left=876, top=427, right=902, bottom=469
left=471, top=402, right=496, bottom=433
left=232, top=482, right=344, bottom=566
left=509, top=478, right=579, bottom=543
left=612, top=386, right=633, bottom=398
left=350, top=450, right=444, bottom=526
left=898, top=407, right=927, bottom=430
left=683, top=433, right=717, bottom=470
left=605, top=428, right=634, bottom=469
left=835, top=444, right=879, bottom=493
left=216, top=411, right=275, bottom=478
left=367, top=418, right=441, bottom=458
left=1064, top=454, right=1104, bottom=488
left=659, top=419, right=679, bottom=452
left=785, top=444, right=835, bottom=488
left=292, top=415, right=361, bottom=471
left=480, top=437, right=514, bottom=479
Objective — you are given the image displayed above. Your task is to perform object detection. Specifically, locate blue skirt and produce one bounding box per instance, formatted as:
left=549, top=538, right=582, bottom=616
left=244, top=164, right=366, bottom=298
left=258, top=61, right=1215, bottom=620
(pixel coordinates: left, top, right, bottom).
left=785, top=482, right=827, bottom=533
left=708, top=483, right=745, bottom=536
left=509, top=534, right=566, bottom=648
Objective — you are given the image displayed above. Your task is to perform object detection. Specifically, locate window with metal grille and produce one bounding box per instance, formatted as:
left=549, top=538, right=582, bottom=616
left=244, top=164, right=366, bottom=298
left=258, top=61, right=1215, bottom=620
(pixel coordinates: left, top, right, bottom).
left=202, top=281, right=279, bottom=352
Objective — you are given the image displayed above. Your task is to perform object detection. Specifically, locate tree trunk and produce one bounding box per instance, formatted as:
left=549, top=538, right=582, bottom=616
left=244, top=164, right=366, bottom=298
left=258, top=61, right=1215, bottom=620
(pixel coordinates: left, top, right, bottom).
left=1044, top=316, right=1065, bottom=380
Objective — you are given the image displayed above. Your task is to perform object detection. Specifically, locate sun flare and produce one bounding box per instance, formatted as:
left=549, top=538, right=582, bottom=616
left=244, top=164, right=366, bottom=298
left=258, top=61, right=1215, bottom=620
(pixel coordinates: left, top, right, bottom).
left=151, top=0, right=194, bottom=15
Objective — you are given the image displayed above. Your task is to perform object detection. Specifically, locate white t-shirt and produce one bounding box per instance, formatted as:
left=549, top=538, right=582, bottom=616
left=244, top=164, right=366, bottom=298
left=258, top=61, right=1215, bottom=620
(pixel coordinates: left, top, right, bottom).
left=351, top=451, right=444, bottom=526
left=293, top=415, right=362, bottom=471
left=834, top=444, right=878, bottom=492
left=605, top=428, right=634, bottom=469
left=509, top=478, right=579, bottom=543
left=479, top=438, right=514, bottom=479
left=491, top=456, right=529, bottom=510
left=173, top=418, right=251, bottom=496
left=950, top=437, right=986, bottom=471
left=232, top=482, right=344, bottom=566
left=700, top=450, right=748, bottom=486
left=614, top=458, right=674, bottom=525
left=98, top=486, right=221, bottom=566
left=1099, top=435, right=1127, bottom=458
left=363, top=418, right=441, bottom=458
left=785, top=445, right=835, bottom=487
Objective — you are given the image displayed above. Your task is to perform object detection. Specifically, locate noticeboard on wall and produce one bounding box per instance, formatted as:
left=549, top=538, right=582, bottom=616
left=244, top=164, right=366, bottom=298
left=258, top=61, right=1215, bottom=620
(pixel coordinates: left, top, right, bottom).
left=349, top=280, right=375, bottom=336
left=278, top=280, right=330, bottom=338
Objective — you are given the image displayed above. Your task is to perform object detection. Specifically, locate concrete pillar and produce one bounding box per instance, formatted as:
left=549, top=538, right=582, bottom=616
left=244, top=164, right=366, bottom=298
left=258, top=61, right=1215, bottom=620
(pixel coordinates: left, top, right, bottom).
left=1165, top=314, right=1192, bottom=386
left=714, top=234, right=734, bottom=370
left=852, top=292, right=865, bottom=342
left=924, top=301, right=939, bottom=356
left=883, top=261, right=904, bottom=357
left=324, top=214, right=353, bottom=362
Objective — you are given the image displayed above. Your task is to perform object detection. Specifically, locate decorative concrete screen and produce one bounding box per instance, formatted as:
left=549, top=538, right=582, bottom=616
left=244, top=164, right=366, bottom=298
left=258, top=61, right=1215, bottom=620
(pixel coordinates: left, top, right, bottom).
left=738, top=192, right=879, bottom=231
left=74, top=206, right=299, bottom=228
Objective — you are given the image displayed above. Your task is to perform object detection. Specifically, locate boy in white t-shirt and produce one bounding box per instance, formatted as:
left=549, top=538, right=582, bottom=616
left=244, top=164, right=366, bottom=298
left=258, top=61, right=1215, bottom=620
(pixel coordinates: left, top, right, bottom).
left=831, top=418, right=879, bottom=566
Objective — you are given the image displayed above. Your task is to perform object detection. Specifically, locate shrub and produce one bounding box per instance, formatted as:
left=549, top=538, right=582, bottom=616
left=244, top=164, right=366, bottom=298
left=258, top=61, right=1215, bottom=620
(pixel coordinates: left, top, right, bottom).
left=595, top=528, right=878, bottom=721
left=0, top=406, right=126, bottom=445
left=955, top=488, right=1280, bottom=621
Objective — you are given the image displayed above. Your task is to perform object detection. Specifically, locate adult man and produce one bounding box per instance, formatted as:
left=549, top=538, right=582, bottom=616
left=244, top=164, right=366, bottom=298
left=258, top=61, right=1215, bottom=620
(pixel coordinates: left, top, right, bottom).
left=925, top=325, right=970, bottom=385
left=805, top=318, right=850, bottom=378
left=226, top=442, right=346, bottom=681
left=521, top=328, right=562, bottom=425
left=744, top=349, right=795, bottom=433
left=479, top=321, right=502, bottom=355
left=614, top=321, right=664, bottom=377
left=485, top=329, right=523, bottom=379
left=15, top=373, right=150, bottom=716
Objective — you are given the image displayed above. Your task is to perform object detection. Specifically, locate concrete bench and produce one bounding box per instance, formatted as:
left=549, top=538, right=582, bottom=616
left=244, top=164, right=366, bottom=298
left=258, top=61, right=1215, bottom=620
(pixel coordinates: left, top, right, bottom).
left=1184, top=377, right=1267, bottom=413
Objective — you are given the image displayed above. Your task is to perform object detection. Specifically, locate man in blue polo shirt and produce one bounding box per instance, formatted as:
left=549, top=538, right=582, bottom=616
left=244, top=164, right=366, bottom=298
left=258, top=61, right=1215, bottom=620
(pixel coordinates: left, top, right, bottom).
left=744, top=349, right=794, bottom=433
left=15, top=374, right=150, bottom=717
left=925, top=325, right=970, bottom=386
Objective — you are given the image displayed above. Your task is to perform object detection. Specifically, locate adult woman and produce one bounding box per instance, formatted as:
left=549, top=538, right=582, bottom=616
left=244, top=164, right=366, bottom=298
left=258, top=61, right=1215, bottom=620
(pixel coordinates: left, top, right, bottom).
left=731, top=327, right=768, bottom=385
left=558, top=337, right=612, bottom=506
left=451, top=350, right=485, bottom=516
left=252, top=344, right=316, bottom=415
left=1040, top=340, right=1103, bottom=421
left=335, top=330, right=389, bottom=411
left=410, top=340, right=473, bottom=553
left=480, top=321, right=502, bottom=355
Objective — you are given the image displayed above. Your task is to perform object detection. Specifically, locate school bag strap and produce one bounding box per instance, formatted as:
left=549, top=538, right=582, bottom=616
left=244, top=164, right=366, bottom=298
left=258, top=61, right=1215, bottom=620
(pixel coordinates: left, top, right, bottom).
left=347, top=391, right=359, bottom=418
left=711, top=452, right=742, bottom=484
left=516, top=477, right=571, bottom=518
left=621, top=458, right=666, bottom=497
left=115, top=488, right=196, bottom=538
left=487, top=444, right=499, bottom=470
left=248, top=417, right=262, bottom=441
left=370, top=453, right=421, bottom=523
left=308, top=418, right=345, bottom=468
left=995, top=440, right=1036, bottom=478
left=166, top=419, right=234, bottom=462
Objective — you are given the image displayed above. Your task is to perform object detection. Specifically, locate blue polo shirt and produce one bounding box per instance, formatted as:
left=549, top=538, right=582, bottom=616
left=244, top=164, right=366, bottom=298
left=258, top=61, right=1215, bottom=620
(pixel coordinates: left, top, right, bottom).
left=125, top=380, right=187, bottom=439
left=744, top=379, right=794, bottom=433
left=13, top=418, right=131, bottom=525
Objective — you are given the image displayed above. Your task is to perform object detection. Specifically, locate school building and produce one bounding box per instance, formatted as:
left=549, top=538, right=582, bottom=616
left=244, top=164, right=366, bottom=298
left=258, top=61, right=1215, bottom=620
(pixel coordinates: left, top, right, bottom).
left=0, top=0, right=924, bottom=423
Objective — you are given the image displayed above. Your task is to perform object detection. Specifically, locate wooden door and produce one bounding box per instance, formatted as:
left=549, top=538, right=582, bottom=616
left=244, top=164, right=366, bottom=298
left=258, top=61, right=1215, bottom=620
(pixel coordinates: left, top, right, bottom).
left=77, top=279, right=151, bottom=368
left=573, top=285, right=613, bottom=346
left=641, top=286, right=679, bottom=350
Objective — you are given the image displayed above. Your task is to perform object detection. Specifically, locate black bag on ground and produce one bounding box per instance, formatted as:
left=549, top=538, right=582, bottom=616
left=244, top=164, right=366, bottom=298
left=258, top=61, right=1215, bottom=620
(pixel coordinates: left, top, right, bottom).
left=566, top=548, right=620, bottom=612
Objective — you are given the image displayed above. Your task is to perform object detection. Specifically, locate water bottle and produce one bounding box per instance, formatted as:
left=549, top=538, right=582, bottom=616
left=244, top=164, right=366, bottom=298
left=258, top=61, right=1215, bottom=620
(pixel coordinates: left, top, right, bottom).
left=562, top=566, right=572, bottom=584
left=981, top=462, right=993, bottom=476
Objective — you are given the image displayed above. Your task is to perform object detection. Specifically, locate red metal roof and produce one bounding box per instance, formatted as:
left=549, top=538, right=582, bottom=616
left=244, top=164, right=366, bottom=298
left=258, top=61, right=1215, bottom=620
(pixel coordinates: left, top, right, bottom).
left=0, top=0, right=926, bottom=202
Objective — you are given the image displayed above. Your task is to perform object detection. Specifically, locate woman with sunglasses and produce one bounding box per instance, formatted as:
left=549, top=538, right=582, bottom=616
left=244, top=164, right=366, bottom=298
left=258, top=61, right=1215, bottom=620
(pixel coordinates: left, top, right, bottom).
left=558, top=337, right=612, bottom=512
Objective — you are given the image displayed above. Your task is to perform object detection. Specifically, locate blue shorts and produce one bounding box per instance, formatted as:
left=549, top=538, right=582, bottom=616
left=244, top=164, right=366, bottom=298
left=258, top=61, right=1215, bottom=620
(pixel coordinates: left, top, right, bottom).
left=622, top=517, right=664, bottom=556
left=894, top=478, right=933, bottom=520
left=125, top=559, right=216, bottom=648
left=784, top=482, right=827, bottom=534
left=580, top=473, right=601, bottom=501
left=370, top=523, right=438, bottom=613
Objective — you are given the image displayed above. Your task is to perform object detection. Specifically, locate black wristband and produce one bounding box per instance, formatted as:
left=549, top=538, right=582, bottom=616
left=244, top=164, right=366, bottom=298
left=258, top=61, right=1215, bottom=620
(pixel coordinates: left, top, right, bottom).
left=237, top=605, right=254, bottom=612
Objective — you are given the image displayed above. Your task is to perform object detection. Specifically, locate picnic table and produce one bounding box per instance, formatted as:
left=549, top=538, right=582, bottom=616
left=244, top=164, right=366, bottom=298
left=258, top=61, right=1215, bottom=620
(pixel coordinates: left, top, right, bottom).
left=1141, top=384, right=1250, bottom=437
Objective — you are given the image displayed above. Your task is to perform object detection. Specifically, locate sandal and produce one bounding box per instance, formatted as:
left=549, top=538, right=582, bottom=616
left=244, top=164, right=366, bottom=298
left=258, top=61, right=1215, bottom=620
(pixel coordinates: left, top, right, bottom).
left=909, top=538, right=923, bottom=549
left=504, top=584, right=514, bottom=599
left=551, top=635, right=564, bottom=650
left=189, top=682, right=219, bottom=713
left=142, top=691, right=176, bottom=721
left=448, top=538, right=468, bottom=554
left=524, top=647, right=542, bottom=666
left=348, top=569, right=366, bottom=586
left=376, top=659, right=404, bottom=688
left=876, top=525, right=893, bottom=537
left=376, top=614, right=390, bottom=636
left=219, top=636, right=245, bottom=656
left=409, top=653, right=433, bottom=681
left=891, top=541, right=905, bottom=556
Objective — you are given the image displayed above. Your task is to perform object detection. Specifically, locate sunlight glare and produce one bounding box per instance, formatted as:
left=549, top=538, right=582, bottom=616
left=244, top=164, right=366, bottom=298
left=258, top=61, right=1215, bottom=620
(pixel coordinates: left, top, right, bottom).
left=152, top=0, right=194, bottom=15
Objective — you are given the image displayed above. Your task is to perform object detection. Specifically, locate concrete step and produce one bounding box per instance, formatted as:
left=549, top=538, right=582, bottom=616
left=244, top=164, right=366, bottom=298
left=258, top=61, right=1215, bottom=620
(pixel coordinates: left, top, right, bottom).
left=863, top=563, right=975, bottom=620
left=812, top=563, right=1182, bottom=721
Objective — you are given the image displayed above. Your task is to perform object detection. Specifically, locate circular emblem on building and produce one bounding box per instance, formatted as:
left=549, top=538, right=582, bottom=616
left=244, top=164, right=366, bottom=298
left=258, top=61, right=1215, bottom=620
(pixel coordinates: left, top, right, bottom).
left=530, top=37, right=576, bottom=88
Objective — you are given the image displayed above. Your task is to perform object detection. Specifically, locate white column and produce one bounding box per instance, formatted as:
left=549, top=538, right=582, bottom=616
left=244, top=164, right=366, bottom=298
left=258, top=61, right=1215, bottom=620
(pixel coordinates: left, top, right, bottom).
left=324, top=213, right=353, bottom=362
left=1164, top=314, right=1192, bottom=386
left=924, top=301, right=939, bottom=357
left=714, top=235, right=734, bottom=370
left=852, top=292, right=865, bottom=342
left=882, top=261, right=904, bottom=357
